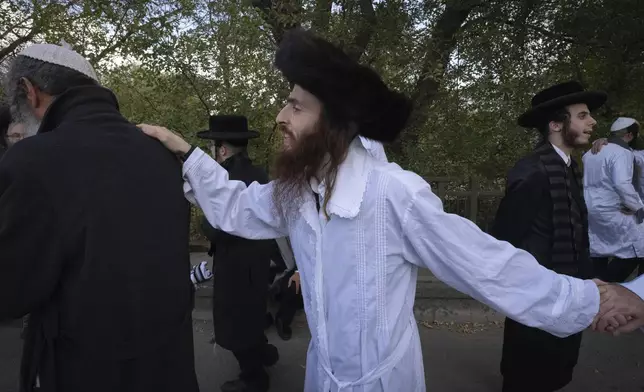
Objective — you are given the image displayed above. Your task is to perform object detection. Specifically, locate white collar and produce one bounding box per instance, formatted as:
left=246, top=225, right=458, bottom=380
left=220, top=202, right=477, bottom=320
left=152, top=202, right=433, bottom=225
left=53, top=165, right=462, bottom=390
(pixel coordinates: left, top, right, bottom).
left=551, top=143, right=571, bottom=167
left=358, top=136, right=388, bottom=163
left=307, top=138, right=373, bottom=219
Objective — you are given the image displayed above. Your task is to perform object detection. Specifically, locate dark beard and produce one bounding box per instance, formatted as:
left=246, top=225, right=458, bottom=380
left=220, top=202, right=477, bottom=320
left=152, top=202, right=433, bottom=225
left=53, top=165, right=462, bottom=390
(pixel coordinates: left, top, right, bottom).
left=271, top=124, right=328, bottom=218
left=561, top=121, right=583, bottom=148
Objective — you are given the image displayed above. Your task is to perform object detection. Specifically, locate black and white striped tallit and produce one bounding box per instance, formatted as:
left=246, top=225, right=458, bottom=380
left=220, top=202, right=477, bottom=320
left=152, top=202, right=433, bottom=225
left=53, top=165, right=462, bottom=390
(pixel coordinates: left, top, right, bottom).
left=535, top=142, right=590, bottom=277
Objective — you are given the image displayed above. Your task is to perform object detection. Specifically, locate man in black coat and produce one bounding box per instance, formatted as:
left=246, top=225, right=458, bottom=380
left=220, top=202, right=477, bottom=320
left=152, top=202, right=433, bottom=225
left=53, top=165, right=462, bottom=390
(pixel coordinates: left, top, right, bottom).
left=0, top=103, right=31, bottom=338
left=492, top=81, right=606, bottom=392
left=0, top=43, right=198, bottom=392
left=197, top=115, right=280, bottom=392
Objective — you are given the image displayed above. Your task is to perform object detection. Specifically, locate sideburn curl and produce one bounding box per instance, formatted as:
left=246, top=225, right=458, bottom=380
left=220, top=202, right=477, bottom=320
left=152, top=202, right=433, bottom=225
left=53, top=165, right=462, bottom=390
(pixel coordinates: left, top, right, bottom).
left=272, top=115, right=353, bottom=220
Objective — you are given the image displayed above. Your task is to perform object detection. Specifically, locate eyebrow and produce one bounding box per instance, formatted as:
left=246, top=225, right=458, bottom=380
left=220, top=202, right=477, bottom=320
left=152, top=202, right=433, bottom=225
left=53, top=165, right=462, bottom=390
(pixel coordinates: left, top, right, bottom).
left=577, top=111, right=589, bottom=116
left=287, top=97, right=302, bottom=106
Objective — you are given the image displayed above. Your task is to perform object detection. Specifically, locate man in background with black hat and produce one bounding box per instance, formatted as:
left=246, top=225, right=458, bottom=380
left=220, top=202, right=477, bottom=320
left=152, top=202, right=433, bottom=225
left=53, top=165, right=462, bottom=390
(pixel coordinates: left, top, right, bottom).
left=196, top=115, right=280, bottom=392
left=140, top=30, right=613, bottom=392
left=585, top=117, right=644, bottom=282
left=0, top=43, right=198, bottom=392
left=492, top=81, right=606, bottom=391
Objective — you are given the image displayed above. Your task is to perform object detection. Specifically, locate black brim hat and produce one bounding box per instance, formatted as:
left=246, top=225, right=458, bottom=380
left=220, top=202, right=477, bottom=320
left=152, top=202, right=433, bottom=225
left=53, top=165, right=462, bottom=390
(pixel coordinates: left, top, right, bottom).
left=274, top=28, right=412, bottom=144
left=197, top=115, right=260, bottom=141
left=518, top=81, right=607, bottom=128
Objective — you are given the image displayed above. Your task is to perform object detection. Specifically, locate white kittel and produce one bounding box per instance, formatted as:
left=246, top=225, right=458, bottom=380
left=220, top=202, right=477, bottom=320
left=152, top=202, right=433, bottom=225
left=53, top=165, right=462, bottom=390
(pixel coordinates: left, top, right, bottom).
left=182, top=137, right=600, bottom=392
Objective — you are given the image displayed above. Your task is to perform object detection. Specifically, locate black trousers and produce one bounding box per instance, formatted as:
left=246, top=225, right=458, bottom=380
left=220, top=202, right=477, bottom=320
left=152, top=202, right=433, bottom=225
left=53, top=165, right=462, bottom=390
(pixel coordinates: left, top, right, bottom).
left=275, top=270, right=303, bottom=328
left=501, top=318, right=583, bottom=392
left=231, top=341, right=273, bottom=391
left=593, top=257, right=644, bottom=283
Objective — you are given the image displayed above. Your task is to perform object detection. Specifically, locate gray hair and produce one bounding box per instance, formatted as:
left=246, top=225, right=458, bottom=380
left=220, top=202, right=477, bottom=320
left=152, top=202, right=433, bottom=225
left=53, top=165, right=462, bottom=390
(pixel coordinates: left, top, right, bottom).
left=5, top=55, right=98, bottom=124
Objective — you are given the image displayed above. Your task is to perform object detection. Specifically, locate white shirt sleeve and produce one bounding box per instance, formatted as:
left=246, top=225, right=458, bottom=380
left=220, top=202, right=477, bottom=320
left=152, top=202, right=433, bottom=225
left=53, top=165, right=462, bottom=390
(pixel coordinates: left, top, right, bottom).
left=182, top=148, right=288, bottom=240
left=401, top=183, right=600, bottom=338
left=611, top=150, right=644, bottom=212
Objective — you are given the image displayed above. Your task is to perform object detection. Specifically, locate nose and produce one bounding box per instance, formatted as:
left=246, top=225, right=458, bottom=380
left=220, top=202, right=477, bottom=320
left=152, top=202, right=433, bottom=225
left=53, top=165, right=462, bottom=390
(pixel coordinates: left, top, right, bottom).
left=276, top=105, right=287, bottom=125
left=588, top=115, right=597, bottom=127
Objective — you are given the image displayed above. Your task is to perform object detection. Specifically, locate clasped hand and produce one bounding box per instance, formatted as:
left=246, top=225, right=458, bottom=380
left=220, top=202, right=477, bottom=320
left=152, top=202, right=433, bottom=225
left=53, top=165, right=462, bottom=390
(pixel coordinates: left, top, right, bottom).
left=592, top=279, right=644, bottom=335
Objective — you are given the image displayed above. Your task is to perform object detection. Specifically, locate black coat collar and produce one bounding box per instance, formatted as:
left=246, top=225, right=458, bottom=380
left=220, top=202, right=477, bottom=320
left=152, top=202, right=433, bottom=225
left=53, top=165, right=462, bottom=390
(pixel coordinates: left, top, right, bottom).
left=37, top=85, right=120, bottom=134
left=221, top=152, right=252, bottom=171
left=608, top=135, right=632, bottom=151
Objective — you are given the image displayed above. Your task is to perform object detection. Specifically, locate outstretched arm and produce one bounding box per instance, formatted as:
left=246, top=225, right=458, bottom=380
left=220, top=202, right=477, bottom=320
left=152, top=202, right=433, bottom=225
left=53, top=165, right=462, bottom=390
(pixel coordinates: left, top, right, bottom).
left=400, top=176, right=600, bottom=337
left=140, top=124, right=288, bottom=240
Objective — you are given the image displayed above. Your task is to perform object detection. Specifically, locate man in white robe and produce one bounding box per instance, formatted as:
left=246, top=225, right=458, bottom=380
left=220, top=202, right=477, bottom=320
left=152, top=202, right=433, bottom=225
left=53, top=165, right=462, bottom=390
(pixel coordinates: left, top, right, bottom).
left=583, top=117, right=644, bottom=282
left=139, top=29, right=619, bottom=392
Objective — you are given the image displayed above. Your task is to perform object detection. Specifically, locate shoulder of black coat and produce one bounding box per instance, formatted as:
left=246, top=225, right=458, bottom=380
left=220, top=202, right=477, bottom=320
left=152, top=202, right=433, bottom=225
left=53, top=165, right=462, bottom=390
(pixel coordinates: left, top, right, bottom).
left=507, top=152, right=547, bottom=186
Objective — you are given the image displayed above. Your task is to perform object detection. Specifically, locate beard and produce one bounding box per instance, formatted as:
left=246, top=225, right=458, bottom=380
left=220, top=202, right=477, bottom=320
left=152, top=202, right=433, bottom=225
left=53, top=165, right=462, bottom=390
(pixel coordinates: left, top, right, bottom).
left=10, top=97, right=41, bottom=140
left=561, top=122, right=588, bottom=148
left=271, top=122, right=329, bottom=218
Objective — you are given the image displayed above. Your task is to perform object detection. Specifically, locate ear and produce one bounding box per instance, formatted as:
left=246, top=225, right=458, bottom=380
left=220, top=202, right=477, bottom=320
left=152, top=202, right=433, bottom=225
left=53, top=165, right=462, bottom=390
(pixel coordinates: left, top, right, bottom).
left=549, top=120, right=562, bottom=133
left=21, top=77, right=41, bottom=109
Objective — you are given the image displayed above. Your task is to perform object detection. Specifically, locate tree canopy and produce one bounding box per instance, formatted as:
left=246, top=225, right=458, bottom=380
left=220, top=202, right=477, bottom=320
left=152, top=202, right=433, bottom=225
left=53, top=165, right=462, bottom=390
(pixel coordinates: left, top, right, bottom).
left=2, top=0, right=643, bottom=180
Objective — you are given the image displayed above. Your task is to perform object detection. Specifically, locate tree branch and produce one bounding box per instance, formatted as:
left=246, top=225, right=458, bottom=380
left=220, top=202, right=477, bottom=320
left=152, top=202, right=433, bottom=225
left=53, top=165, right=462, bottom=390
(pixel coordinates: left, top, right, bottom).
left=345, top=0, right=376, bottom=61
left=91, top=7, right=185, bottom=63
left=93, top=30, right=137, bottom=62
left=251, top=0, right=302, bottom=43
left=311, top=0, right=333, bottom=32
left=514, top=0, right=540, bottom=55
left=0, top=27, right=40, bottom=63
left=393, top=1, right=481, bottom=158
left=0, top=15, right=33, bottom=41
left=102, top=3, right=133, bottom=54
left=171, top=57, right=212, bottom=115
left=502, top=19, right=610, bottom=50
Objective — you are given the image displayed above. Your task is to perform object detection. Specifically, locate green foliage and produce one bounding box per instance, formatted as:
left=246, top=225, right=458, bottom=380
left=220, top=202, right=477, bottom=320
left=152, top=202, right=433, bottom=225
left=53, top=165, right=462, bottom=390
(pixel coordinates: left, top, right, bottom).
left=3, top=0, right=644, bottom=238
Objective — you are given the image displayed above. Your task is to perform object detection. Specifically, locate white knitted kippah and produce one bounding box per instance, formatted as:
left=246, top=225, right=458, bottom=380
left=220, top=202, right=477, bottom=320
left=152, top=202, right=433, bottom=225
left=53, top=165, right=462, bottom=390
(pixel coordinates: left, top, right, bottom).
left=17, top=41, right=98, bottom=81
left=610, top=117, right=638, bottom=133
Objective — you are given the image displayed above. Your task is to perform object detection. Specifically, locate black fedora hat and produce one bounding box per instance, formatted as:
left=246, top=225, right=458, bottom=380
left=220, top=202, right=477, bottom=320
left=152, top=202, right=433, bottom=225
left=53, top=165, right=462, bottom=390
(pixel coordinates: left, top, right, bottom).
left=518, top=81, right=607, bottom=128
left=197, top=115, right=260, bottom=140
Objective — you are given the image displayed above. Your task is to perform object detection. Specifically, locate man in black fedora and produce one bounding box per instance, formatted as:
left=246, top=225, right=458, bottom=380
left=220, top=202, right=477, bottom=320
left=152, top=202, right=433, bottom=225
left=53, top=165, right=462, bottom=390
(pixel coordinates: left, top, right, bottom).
left=492, top=81, right=607, bottom=391
left=197, top=115, right=281, bottom=392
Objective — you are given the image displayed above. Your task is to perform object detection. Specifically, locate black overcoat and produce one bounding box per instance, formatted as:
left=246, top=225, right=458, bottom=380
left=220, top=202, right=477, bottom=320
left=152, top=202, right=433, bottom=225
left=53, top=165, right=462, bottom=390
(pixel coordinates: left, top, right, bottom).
left=0, top=86, right=198, bottom=392
left=491, top=146, right=589, bottom=391
left=201, top=153, right=279, bottom=351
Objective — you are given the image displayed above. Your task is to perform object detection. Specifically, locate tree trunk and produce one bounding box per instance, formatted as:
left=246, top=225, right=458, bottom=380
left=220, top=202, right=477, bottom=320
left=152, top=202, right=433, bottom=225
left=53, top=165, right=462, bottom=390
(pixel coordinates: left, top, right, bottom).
left=345, top=0, right=376, bottom=61
left=312, top=0, right=333, bottom=31
left=251, top=0, right=302, bottom=43
left=391, top=2, right=479, bottom=163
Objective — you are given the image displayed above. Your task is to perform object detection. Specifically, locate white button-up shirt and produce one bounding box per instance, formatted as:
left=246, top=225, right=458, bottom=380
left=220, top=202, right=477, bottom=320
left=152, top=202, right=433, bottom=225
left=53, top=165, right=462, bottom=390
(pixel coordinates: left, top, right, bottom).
left=583, top=143, right=644, bottom=258
left=552, top=143, right=571, bottom=166
left=183, top=138, right=599, bottom=392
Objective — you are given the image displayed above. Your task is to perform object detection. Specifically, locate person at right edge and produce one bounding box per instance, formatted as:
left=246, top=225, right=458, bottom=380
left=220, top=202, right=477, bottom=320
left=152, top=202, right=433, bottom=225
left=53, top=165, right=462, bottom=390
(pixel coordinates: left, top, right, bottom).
left=492, top=81, right=605, bottom=392
left=584, top=117, right=644, bottom=282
